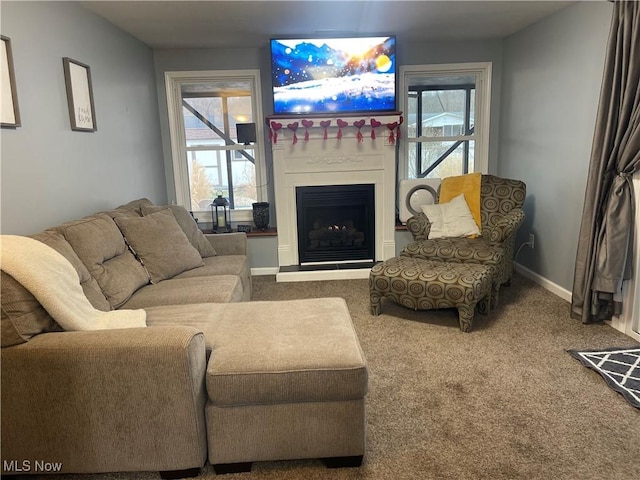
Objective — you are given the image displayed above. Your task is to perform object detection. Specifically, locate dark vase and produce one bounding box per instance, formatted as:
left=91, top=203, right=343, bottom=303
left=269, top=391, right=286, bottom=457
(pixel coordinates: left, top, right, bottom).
left=252, top=202, right=270, bottom=230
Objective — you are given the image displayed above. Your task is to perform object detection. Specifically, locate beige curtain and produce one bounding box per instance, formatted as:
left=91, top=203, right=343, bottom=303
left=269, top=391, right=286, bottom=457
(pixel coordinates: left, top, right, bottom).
left=571, top=1, right=640, bottom=323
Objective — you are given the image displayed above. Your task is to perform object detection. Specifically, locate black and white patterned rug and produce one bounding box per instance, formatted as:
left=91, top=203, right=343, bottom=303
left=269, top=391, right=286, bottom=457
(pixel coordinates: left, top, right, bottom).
left=568, top=347, right=640, bottom=409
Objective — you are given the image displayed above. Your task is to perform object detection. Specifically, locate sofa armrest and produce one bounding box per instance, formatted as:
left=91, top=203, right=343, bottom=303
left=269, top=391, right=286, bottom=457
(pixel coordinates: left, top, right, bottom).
left=489, top=208, right=526, bottom=243
left=1, top=326, right=207, bottom=474
left=205, top=232, right=247, bottom=256
left=406, top=212, right=432, bottom=241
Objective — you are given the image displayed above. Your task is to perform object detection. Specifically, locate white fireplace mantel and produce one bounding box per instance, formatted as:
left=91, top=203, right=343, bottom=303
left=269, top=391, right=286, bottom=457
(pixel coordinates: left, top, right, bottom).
left=269, top=112, right=402, bottom=281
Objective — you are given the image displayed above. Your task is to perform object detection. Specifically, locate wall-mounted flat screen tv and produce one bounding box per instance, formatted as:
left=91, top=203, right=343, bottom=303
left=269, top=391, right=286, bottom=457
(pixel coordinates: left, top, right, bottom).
left=270, top=35, right=396, bottom=115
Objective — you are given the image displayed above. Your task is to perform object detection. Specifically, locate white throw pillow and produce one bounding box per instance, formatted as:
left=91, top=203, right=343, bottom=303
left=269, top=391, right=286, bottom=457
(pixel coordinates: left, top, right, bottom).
left=421, top=194, right=481, bottom=239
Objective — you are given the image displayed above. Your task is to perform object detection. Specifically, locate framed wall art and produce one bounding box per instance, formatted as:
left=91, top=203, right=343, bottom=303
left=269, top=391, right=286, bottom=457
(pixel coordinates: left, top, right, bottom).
left=63, top=57, right=96, bottom=132
left=1, top=35, right=21, bottom=128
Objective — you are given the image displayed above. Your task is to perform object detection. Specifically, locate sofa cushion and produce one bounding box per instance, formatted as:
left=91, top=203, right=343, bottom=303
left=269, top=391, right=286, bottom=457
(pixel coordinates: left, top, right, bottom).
left=31, top=230, right=110, bottom=311
left=100, top=198, right=155, bottom=220
left=114, top=197, right=155, bottom=215
left=141, top=204, right=216, bottom=258
left=60, top=213, right=150, bottom=309
left=402, top=236, right=504, bottom=265
left=122, top=276, right=243, bottom=309
left=173, top=255, right=251, bottom=300
left=401, top=237, right=504, bottom=285
left=1, top=272, right=62, bottom=347
left=114, top=209, right=204, bottom=284
left=145, top=298, right=368, bottom=406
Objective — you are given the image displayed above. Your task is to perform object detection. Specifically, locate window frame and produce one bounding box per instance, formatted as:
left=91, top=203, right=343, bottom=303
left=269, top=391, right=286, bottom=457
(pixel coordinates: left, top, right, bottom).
left=398, top=62, right=492, bottom=180
left=165, top=69, right=267, bottom=222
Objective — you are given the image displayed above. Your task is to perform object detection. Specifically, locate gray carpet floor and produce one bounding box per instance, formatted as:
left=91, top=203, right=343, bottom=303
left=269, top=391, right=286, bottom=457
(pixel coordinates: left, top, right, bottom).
left=22, top=273, right=640, bottom=479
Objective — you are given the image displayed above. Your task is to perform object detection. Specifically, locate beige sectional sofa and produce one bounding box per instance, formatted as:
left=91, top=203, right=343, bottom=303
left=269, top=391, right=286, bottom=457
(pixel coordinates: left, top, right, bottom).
left=1, top=199, right=367, bottom=476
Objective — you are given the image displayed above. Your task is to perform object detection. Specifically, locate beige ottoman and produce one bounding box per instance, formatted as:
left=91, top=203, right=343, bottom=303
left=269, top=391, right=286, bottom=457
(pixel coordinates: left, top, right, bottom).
left=203, top=298, right=368, bottom=473
left=369, top=256, right=492, bottom=332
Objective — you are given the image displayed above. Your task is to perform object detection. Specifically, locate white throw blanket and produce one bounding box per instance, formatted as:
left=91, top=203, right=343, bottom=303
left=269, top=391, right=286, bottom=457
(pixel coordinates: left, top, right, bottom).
left=1, top=235, right=146, bottom=330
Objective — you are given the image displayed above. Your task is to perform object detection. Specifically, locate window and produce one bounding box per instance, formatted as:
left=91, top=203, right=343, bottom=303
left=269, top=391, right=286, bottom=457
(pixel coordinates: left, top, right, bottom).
left=165, top=70, right=267, bottom=221
left=399, top=63, right=492, bottom=180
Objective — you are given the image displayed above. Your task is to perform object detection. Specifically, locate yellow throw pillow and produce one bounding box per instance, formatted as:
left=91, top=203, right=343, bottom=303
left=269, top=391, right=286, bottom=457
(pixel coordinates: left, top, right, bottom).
left=439, top=172, right=482, bottom=230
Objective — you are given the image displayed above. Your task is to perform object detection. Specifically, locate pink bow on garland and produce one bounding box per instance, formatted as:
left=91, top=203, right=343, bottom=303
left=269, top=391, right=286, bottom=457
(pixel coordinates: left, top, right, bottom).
left=270, top=121, right=283, bottom=144
left=370, top=118, right=382, bottom=139
left=386, top=122, right=398, bottom=145
left=320, top=120, right=331, bottom=140
left=353, top=119, right=365, bottom=143
left=287, top=122, right=299, bottom=144
left=302, top=119, right=314, bottom=142
left=336, top=119, right=348, bottom=140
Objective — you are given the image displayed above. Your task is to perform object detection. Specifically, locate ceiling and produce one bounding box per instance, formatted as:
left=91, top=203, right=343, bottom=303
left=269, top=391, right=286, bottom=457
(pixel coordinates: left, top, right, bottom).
left=80, top=0, right=575, bottom=49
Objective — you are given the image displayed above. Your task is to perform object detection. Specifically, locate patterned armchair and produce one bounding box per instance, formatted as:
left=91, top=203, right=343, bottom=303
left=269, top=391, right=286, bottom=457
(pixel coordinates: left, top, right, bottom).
left=401, top=174, right=526, bottom=303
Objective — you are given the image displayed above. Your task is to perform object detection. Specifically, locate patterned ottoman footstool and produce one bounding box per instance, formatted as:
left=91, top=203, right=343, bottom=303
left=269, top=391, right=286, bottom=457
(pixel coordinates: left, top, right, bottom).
left=369, top=256, right=492, bottom=332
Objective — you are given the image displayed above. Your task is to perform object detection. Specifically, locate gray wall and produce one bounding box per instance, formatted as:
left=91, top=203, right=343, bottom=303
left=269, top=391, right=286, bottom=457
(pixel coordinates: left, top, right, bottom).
left=0, top=1, right=166, bottom=235
left=499, top=1, right=612, bottom=291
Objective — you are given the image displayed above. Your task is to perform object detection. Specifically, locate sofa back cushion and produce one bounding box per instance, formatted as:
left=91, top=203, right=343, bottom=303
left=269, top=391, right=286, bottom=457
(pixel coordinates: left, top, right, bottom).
left=141, top=205, right=217, bottom=258
left=31, top=230, right=111, bottom=311
left=59, top=214, right=150, bottom=309
left=116, top=197, right=154, bottom=211
left=103, top=198, right=154, bottom=221
left=1, top=272, right=62, bottom=347
left=114, top=209, right=204, bottom=284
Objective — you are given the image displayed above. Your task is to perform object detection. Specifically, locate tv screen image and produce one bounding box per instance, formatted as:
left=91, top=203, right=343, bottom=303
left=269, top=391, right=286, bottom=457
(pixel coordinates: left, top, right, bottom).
left=270, top=36, right=396, bottom=115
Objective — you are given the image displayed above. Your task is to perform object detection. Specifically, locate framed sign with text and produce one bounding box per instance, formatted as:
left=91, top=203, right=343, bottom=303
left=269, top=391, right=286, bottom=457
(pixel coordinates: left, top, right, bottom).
left=1, top=35, right=21, bottom=128
left=63, top=57, right=96, bottom=132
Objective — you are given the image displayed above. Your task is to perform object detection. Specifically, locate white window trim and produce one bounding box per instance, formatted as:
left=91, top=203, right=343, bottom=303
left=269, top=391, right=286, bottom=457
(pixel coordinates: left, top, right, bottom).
left=165, top=69, right=267, bottom=222
left=398, top=62, right=492, bottom=180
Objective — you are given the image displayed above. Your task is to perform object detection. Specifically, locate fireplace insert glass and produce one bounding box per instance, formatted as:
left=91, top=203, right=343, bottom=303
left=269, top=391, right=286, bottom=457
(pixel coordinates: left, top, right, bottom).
left=296, top=184, right=375, bottom=264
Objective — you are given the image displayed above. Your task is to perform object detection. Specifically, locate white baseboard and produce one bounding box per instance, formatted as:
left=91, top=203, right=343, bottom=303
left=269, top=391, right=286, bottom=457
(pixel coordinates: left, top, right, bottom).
left=515, top=263, right=572, bottom=302
left=251, top=267, right=279, bottom=276
left=607, top=317, right=640, bottom=341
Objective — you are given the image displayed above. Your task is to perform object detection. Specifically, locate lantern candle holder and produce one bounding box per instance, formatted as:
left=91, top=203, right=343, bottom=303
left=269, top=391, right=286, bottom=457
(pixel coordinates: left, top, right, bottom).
left=211, top=192, right=231, bottom=233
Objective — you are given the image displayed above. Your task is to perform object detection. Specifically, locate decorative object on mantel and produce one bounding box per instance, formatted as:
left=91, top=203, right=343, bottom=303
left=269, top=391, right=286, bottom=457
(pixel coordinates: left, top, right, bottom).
left=252, top=202, right=270, bottom=230
left=302, top=119, right=314, bottom=142
left=336, top=119, right=348, bottom=140
left=266, top=113, right=403, bottom=145
left=320, top=119, right=331, bottom=140
left=211, top=192, right=231, bottom=233
left=353, top=119, right=366, bottom=143
left=370, top=118, right=382, bottom=139
left=386, top=121, right=399, bottom=145
left=269, top=121, right=283, bottom=143
left=287, top=121, right=299, bottom=144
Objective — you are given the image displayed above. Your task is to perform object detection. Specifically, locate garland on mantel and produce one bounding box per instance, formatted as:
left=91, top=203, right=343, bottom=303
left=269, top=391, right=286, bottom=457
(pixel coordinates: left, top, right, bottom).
left=266, top=116, right=403, bottom=145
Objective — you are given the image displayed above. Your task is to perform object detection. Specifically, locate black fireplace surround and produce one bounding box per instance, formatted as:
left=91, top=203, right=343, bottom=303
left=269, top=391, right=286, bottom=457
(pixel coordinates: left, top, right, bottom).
left=296, top=184, right=375, bottom=264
